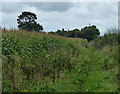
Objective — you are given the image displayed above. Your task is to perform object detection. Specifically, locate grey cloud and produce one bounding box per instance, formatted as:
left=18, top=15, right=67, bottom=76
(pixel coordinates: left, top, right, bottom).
left=22, top=2, right=74, bottom=12
left=2, top=2, right=74, bottom=13
left=1, top=2, right=118, bottom=36
left=74, top=2, right=117, bottom=19
left=2, top=2, right=23, bottom=13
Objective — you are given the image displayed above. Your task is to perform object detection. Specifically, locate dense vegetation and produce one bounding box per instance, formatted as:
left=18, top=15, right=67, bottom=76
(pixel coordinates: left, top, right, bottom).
left=48, top=25, right=100, bottom=42
left=17, top=11, right=43, bottom=32
left=17, top=11, right=100, bottom=42
left=2, top=28, right=119, bottom=92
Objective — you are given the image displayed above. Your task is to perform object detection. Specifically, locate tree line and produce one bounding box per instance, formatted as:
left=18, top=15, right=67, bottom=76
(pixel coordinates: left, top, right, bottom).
left=48, top=25, right=100, bottom=42
left=17, top=11, right=100, bottom=42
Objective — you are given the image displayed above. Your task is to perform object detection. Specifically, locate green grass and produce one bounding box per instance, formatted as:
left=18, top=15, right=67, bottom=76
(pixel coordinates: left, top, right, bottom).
left=2, top=29, right=119, bottom=92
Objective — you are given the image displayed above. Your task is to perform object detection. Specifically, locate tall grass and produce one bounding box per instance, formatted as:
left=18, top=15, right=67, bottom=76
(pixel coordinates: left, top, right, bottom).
left=89, top=27, right=119, bottom=49
left=2, top=28, right=119, bottom=92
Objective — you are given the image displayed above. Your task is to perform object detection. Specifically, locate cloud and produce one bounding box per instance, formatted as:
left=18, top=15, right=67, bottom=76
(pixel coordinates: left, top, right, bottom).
left=2, top=12, right=18, bottom=29
left=1, top=2, right=118, bottom=36
left=1, top=2, right=74, bottom=13
left=23, top=2, right=74, bottom=12
left=2, top=2, right=23, bottom=13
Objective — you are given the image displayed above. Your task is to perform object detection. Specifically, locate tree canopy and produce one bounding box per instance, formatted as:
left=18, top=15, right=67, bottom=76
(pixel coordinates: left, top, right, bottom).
left=17, top=11, right=100, bottom=41
left=49, top=25, right=100, bottom=42
left=81, top=25, right=100, bottom=41
left=17, top=11, right=43, bottom=32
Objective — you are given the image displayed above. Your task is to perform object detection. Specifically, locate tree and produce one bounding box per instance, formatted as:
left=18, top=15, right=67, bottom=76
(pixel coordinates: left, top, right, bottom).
left=34, top=23, right=43, bottom=32
left=81, top=25, right=100, bottom=41
left=56, top=28, right=67, bottom=36
left=17, top=11, right=43, bottom=32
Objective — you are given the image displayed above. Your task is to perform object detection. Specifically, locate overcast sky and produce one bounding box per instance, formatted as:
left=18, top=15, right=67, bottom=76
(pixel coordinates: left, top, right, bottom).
left=1, top=2, right=118, bottom=35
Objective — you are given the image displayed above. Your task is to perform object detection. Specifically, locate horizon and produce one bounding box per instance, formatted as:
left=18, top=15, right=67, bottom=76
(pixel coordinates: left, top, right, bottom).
left=1, top=2, right=118, bottom=36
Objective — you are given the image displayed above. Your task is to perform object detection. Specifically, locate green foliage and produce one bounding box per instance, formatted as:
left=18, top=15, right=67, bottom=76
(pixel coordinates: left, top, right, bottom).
left=49, top=25, right=100, bottom=42
left=2, top=29, right=118, bottom=92
left=81, top=25, right=100, bottom=42
left=89, top=28, right=119, bottom=49
left=17, top=11, right=43, bottom=32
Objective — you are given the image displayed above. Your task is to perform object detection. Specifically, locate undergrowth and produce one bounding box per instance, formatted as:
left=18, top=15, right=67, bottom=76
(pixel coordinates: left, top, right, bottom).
left=2, top=29, right=119, bottom=92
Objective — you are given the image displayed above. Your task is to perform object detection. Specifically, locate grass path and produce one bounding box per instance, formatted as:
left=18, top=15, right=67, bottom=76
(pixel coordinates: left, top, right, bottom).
left=50, top=47, right=118, bottom=92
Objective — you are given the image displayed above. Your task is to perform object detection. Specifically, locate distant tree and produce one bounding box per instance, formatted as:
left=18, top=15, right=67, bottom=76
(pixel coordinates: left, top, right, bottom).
left=56, top=29, right=67, bottom=36
left=48, top=25, right=100, bottom=41
left=72, top=28, right=81, bottom=38
left=17, top=11, right=43, bottom=32
left=62, top=28, right=65, bottom=31
left=81, top=25, right=100, bottom=41
left=67, top=29, right=80, bottom=38
left=68, top=31, right=75, bottom=37
left=34, top=23, right=43, bottom=32
left=56, top=30, right=62, bottom=36
left=48, top=31, right=55, bottom=34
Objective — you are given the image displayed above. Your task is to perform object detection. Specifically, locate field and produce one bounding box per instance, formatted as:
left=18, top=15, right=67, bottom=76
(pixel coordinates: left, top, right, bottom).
left=2, top=29, right=119, bottom=92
